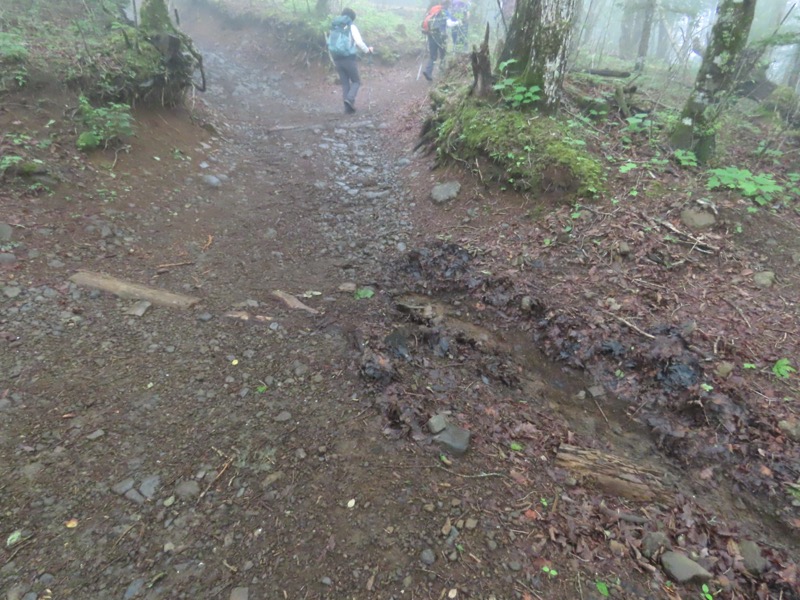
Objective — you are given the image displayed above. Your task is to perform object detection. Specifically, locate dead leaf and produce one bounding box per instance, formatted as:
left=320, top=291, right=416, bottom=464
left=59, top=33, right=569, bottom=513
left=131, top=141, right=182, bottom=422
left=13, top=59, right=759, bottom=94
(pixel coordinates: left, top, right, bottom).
left=523, top=509, right=541, bottom=521
left=699, top=467, right=714, bottom=480
left=65, top=519, right=78, bottom=528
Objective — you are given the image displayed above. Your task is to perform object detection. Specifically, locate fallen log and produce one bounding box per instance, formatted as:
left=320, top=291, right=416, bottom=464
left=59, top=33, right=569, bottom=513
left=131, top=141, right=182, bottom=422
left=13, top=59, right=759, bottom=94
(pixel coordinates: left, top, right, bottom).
left=69, top=271, right=200, bottom=309
left=582, top=69, right=632, bottom=78
left=555, top=443, right=668, bottom=502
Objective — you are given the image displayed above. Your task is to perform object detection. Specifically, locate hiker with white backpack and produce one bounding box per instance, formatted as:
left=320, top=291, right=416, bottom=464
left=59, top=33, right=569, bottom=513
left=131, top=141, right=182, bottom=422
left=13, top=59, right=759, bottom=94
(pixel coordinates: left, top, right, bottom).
left=327, top=8, right=373, bottom=114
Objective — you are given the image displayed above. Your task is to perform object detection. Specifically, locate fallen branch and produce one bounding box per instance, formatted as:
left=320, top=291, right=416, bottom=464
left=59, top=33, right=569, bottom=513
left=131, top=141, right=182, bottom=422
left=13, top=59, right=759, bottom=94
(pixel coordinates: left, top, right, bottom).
left=69, top=271, right=200, bottom=308
left=601, top=310, right=656, bottom=340
left=272, top=290, right=320, bottom=315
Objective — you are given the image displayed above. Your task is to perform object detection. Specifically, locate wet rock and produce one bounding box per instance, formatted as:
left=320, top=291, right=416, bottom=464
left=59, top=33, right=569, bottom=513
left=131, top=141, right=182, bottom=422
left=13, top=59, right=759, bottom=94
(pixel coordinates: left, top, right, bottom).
left=86, top=429, right=105, bottom=440
left=431, top=182, right=461, bottom=205
left=660, top=551, right=712, bottom=584
left=587, top=385, right=605, bottom=398
left=262, top=471, right=284, bottom=488
left=753, top=271, right=775, bottom=289
left=641, top=531, right=672, bottom=559
left=680, top=209, right=715, bottom=230
left=0, top=253, right=17, bottom=265
left=124, top=489, right=146, bottom=504
left=125, top=301, right=152, bottom=317
left=465, top=518, right=478, bottom=530
left=320, top=577, right=333, bottom=586
left=715, top=362, right=735, bottom=378
left=6, top=584, right=29, bottom=600
left=123, top=578, right=146, bottom=599
left=0, top=222, right=12, bottom=241
left=175, top=480, right=201, bottom=498
left=420, top=548, right=436, bottom=565
left=230, top=587, right=249, bottom=600
left=507, top=560, right=522, bottom=571
left=427, top=414, right=448, bottom=434
left=139, top=475, right=161, bottom=499
left=739, top=540, right=767, bottom=574
left=3, top=286, right=22, bottom=298
left=433, top=425, right=471, bottom=456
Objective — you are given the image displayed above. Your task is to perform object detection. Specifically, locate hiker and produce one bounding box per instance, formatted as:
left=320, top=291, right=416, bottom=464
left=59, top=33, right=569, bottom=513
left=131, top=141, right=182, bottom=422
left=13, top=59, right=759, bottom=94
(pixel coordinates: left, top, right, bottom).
left=328, top=7, right=373, bottom=114
left=450, top=0, right=470, bottom=53
left=421, top=0, right=459, bottom=82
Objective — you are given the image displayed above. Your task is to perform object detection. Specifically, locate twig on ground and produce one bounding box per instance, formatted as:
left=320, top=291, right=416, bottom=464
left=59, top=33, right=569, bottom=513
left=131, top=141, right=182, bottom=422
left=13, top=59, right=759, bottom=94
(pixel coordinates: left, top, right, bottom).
left=602, top=310, right=656, bottom=340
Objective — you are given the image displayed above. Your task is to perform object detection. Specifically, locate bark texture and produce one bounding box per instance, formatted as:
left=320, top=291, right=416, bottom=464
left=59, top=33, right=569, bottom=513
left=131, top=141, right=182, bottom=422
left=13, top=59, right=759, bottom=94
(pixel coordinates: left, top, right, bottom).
left=499, top=0, right=577, bottom=112
left=669, top=0, right=757, bottom=164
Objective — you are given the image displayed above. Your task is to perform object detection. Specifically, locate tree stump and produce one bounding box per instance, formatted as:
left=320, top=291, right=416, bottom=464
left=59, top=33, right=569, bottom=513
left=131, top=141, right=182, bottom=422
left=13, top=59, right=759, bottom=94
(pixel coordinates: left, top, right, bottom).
left=470, top=24, right=494, bottom=98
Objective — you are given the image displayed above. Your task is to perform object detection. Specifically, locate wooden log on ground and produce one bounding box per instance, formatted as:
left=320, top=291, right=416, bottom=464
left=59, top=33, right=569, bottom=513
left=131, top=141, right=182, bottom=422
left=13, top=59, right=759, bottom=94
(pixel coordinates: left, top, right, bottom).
left=555, top=443, right=668, bottom=502
left=69, top=271, right=200, bottom=308
left=583, top=69, right=632, bottom=78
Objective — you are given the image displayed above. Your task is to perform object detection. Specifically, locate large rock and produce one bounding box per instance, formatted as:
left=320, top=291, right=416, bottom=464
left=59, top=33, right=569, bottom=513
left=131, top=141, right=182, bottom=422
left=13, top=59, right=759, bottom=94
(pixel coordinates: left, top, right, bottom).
left=641, top=531, right=672, bottom=559
left=661, top=551, right=712, bottom=584
left=753, top=271, right=775, bottom=289
left=680, top=209, right=715, bottom=230
left=431, top=182, right=461, bottom=205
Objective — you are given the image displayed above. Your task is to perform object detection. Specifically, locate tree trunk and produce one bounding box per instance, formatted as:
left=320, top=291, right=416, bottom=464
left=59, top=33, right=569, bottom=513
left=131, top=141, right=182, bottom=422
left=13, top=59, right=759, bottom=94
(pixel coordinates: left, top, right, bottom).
left=618, top=0, right=637, bottom=59
left=786, top=44, right=800, bottom=91
left=669, top=0, right=757, bottom=164
left=471, top=24, right=495, bottom=97
left=634, top=0, right=656, bottom=72
left=654, top=17, right=670, bottom=61
left=499, top=0, right=577, bottom=112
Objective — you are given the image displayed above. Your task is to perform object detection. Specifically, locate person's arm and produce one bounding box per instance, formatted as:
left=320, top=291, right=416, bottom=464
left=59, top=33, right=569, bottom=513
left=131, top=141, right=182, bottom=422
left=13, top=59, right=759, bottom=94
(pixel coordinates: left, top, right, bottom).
left=350, top=24, right=372, bottom=53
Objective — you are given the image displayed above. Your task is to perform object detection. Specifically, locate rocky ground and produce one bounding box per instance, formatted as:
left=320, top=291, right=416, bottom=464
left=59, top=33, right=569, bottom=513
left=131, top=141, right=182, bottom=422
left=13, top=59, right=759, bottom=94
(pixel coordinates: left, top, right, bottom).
left=1, top=3, right=799, bottom=600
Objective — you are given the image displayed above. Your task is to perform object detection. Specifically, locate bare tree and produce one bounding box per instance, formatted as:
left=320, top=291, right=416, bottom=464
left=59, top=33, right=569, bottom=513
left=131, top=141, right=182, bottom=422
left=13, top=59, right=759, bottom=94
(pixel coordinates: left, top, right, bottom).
left=498, top=0, right=578, bottom=112
left=669, top=0, right=757, bottom=163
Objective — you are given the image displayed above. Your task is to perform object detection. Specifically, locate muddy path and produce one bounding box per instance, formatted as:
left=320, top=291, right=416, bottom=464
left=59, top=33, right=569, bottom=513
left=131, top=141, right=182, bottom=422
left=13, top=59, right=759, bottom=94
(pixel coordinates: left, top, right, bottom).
left=1, top=3, right=797, bottom=600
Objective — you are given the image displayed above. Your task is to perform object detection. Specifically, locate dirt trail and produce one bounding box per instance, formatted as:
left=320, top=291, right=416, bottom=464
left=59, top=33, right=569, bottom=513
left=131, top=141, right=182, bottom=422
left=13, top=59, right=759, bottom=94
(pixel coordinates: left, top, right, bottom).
left=1, top=4, right=798, bottom=600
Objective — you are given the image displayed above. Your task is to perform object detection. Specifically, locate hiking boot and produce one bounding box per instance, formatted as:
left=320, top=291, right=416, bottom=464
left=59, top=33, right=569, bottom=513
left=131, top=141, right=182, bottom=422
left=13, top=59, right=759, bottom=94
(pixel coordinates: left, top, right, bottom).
left=344, top=99, right=356, bottom=113
left=422, top=71, right=432, bottom=81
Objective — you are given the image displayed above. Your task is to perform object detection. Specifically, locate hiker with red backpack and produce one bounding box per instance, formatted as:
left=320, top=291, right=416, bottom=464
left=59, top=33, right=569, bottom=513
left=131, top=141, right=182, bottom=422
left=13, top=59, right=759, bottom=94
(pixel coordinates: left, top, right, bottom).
left=327, top=7, right=373, bottom=114
left=421, top=0, right=459, bottom=82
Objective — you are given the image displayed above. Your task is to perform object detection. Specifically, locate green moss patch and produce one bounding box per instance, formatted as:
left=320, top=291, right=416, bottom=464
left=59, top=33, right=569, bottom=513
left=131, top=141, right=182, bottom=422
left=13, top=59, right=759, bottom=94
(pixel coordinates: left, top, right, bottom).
left=435, top=100, right=604, bottom=199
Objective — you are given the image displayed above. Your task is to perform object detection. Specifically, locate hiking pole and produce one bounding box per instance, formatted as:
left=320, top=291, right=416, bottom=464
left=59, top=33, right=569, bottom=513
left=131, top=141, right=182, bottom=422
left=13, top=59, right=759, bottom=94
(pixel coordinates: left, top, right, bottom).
left=367, top=51, right=373, bottom=112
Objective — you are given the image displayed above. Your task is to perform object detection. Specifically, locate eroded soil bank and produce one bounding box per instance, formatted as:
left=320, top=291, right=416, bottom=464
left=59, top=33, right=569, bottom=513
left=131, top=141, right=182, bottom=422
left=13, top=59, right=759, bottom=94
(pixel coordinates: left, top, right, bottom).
left=1, top=2, right=798, bottom=599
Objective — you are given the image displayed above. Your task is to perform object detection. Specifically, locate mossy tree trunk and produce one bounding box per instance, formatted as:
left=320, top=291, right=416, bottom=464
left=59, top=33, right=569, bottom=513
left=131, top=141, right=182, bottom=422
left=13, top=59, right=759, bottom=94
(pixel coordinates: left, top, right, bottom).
left=668, top=0, right=757, bottom=164
left=498, top=0, right=577, bottom=113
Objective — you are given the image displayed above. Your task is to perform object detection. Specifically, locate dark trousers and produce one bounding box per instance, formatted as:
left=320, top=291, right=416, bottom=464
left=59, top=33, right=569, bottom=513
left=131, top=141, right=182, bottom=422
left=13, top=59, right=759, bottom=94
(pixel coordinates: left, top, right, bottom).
left=333, top=55, right=361, bottom=107
left=423, top=34, right=446, bottom=79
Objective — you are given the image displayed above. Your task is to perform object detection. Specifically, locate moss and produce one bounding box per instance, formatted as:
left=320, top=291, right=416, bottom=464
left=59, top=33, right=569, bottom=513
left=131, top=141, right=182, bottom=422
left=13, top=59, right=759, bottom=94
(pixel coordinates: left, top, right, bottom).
left=140, top=0, right=174, bottom=33
left=435, top=100, right=604, bottom=198
left=763, top=85, right=800, bottom=124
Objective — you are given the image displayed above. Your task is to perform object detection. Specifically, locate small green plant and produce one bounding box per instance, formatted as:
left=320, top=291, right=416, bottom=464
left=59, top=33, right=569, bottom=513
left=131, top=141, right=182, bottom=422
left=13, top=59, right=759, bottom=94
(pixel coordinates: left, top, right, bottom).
left=540, top=497, right=548, bottom=508
left=493, top=59, right=542, bottom=109
left=76, top=95, right=134, bottom=151
left=509, top=441, right=524, bottom=451
left=354, top=287, right=375, bottom=299
left=541, top=564, right=558, bottom=578
left=256, top=384, right=268, bottom=393
left=700, top=583, right=713, bottom=600
left=673, top=149, right=698, bottom=168
left=0, top=154, right=23, bottom=173
left=700, top=383, right=714, bottom=392
left=743, top=362, right=757, bottom=370
left=596, top=581, right=610, bottom=597
left=772, top=358, right=796, bottom=379
left=619, top=162, right=637, bottom=174
left=0, top=33, right=28, bottom=62
left=707, top=166, right=783, bottom=207
left=624, top=112, right=653, bottom=134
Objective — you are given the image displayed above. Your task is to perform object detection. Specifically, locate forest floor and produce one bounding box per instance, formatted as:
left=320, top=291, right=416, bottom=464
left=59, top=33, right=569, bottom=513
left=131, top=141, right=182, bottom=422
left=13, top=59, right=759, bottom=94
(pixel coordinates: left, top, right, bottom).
left=1, top=2, right=799, bottom=600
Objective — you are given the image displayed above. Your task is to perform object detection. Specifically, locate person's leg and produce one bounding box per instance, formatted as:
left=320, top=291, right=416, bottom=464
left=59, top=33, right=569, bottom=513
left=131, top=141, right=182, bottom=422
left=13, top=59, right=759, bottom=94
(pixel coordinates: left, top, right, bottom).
left=422, top=35, right=436, bottom=80
left=342, top=57, right=361, bottom=108
left=334, top=58, right=351, bottom=109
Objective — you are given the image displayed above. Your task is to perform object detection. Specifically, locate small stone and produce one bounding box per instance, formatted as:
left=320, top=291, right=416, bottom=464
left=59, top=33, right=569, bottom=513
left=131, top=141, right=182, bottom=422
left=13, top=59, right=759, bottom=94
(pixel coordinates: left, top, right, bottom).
left=274, top=411, right=292, bottom=422
left=431, top=181, right=461, bottom=204
left=507, top=560, right=522, bottom=571
left=661, top=551, right=712, bottom=584
left=175, top=480, right=201, bottom=498
left=680, top=209, right=716, bottom=230
left=338, top=282, right=357, bottom=292
left=229, top=587, right=249, bottom=600
left=520, top=296, right=533, bottom=311
left=86, top=429, right=105, bottom=440
left=0, top=222, right=12, bottom=242
left=139, top=475, right=161, bottom=499
left=587, top=385, right=605, bottom=398
left=641, top=531, right=672, bottom=559
left=4, top=286, right=22, bottom=298
left=465, top=518, right=478, bottom=530
left=262, top=471, right=284, bottom=488
left=402, top=575, right=412, bottom=588
left=423, top=503, right=435, bottom=512
left=197, top=312, right=213, bottom=322
left=739, top=540, right=767, bottom=574
left=778, top=419, right=800, bottom=442
left=420, top=548, right=436, bottom=565
left=320, top=577, right=333, bottom=586
left=124, top=489, right=146, bottom=504
left=716, top=361, right=735, bottom=378
left=112, top=478, right=135, bottom=495
left=433, top=425, right=471, bottom=456
left=427, top=413, right=448, bottom=434
left=609, top=540, right=626, bottom=556
left=203, top=174, right=222, bottom=188
left=753, top=271, right=775, bottom=289
left=0, top=253, right=17, bottom=265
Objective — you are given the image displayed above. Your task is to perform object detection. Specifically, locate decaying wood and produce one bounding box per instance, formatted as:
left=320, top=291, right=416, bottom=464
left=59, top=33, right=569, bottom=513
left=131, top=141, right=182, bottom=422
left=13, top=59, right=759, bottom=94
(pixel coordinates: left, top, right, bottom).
left=271, top=290, right=320, bottom=315
left=583, top=69, right=632, bottom=78
left=555, top=444, right=668, bottom=502
left=69, top=271, right=200, bottom=308
left=470, top=24, right=494, bottom=98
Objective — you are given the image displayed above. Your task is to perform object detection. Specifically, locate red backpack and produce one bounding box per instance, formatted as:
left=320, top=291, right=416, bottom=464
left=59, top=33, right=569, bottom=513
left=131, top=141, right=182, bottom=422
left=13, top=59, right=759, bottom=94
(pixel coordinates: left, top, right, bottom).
left=421, top=5, right=443, bottom=34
